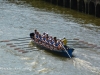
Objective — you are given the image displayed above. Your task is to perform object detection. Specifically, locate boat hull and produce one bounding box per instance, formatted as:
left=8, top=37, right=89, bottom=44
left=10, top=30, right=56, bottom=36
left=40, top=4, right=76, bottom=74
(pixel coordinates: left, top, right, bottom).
left=31, top=40, right=74, bottom=58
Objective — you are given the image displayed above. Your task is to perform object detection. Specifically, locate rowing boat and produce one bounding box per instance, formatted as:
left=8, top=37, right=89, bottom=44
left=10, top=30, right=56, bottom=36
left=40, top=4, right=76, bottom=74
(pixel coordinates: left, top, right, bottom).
left=30, top=38, right=74, bottom=58
left=30, top=30, right=74, bottom=58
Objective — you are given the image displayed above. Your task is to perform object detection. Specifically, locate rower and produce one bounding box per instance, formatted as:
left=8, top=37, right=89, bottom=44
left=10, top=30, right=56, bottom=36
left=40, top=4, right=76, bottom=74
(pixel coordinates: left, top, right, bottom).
left=30, top=33, right=34, bottom=39
left=30, top=29, right=37, bottom=39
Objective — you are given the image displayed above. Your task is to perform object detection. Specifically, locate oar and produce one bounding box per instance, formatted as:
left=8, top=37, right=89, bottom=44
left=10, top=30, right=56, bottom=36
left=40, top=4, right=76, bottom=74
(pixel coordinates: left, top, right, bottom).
left=22, top=50, right=37, bottom=53
left=22, top=51, right=30, bottom=53
left=13, top=37, right=30, bottom=39
left=21, top=46, right=43, bottom=53
left=14, top=47, right=38, bottom=50
left=0, top=37, right=30, bottom=42
left=73, top=46, right=100, bottom=49
left=14, top=42, right=30, bottom=44
left=9, top=37, right=30, bottom=40
left=67, top=38, right=79, bottom=42
left=67, top=41, right=99, bottom=48
left=8, top=44, right=35, bottom=49
left=67, top=38, right=79, bottom=40
left=6, top=43, right=35, bottom=50
left=17, top=44, right=29, bottom=46
left=0, top=40, right=10, bottom=42
left=14, top=48, right=21, bottom=50
left=6, top=43, right=13, bottom=45
left=85, top=44, right=100, bottom=49
left=6, top=43, right=29, bottom=46
left=8, top=43, right=37, bottom=50
left=14, top=48, right=39, bottom=53
left=0, top=39, right=30, bottom=42
left=68, top=40, right=88, bottom=44
left=71, top=44, right=100, bottom=49
left=61, top=38, right=79, bottom=43
left=61, top=44, right=71, bottom=58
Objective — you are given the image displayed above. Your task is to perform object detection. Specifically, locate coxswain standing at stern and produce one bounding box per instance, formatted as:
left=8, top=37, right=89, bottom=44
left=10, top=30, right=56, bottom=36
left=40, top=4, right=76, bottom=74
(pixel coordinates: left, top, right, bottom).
left=62, top=37, right=68, bottom=49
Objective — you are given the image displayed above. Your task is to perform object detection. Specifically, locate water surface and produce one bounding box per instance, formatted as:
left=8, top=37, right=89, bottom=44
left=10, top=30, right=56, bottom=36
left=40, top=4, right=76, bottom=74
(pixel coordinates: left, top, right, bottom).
left=0, top=0, right=100, bottom=75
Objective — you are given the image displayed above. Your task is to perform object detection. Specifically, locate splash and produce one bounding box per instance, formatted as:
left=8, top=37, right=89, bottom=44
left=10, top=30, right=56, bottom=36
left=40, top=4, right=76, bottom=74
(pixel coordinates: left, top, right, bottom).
left=38, top=68, right=50, bottom=74
left=28, top=40, right=34, bottom=47
left=20, top=57, right=32, bottom=60
left=73, top=58, right=100, bottom=74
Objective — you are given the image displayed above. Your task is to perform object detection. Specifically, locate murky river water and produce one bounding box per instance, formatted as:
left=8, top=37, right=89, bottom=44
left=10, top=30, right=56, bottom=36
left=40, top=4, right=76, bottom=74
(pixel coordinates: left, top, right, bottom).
left=0, top=0, right=100, bottom=75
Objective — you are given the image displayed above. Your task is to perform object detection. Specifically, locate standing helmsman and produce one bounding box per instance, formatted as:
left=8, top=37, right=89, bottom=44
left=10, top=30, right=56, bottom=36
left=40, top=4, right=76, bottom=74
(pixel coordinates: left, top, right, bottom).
left=62, top=37, right=67, bottom=49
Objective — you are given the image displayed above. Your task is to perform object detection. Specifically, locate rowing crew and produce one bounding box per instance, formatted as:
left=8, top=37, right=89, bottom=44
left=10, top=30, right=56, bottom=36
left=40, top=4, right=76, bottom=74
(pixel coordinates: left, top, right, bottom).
left=30, top=30, right=67, bottom=50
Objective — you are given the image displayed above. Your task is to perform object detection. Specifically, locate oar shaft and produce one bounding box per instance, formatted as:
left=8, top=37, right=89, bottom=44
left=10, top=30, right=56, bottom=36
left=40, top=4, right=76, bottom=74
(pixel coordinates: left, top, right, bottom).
left=10, top=37, right=30, bottom=40
left=0, top=37, right=30, bottom=42
left=73, top=46, right=100, bottom=49
left=14, top=42, right=29, bottom=44
left=10, top=39, right=30, bottom=41
left=7, top=43, right=29, bottom=46
left=67, top=38, right=79, bottom=40
left=62, top=44, right=71, bottom=58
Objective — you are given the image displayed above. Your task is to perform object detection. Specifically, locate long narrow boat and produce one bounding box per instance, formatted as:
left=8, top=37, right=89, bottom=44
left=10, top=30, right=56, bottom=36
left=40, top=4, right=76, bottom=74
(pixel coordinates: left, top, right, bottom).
left=30, top=32, right=74, bottom=58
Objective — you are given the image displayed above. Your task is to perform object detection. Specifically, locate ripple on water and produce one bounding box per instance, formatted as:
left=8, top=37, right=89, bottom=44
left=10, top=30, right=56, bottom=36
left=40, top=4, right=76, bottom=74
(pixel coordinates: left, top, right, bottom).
left=73, top=58, right=100, bottom=75
left=0, top=0, right=100, bottom=75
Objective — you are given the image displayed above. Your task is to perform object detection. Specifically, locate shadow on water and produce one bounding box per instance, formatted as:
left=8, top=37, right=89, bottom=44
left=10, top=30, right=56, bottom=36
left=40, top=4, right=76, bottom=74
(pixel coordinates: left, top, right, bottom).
left=7, top=0, right=100, bottom=26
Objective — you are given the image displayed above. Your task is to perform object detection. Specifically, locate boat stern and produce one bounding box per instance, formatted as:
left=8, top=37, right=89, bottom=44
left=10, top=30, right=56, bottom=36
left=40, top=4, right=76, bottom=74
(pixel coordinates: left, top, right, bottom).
left=62, top=48, right=74, bottom=58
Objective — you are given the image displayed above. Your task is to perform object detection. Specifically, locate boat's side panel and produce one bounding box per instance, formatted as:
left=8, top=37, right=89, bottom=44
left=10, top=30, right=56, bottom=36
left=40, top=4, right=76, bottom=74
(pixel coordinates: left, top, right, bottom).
left=62, top=48, right=74, bottom=57
left=32, top=40, right=74, bottom=58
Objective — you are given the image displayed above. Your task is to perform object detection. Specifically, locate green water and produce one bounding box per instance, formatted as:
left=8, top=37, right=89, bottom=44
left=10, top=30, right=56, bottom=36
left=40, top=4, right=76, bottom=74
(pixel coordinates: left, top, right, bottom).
left=19, top=0, right=100, bottom=26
